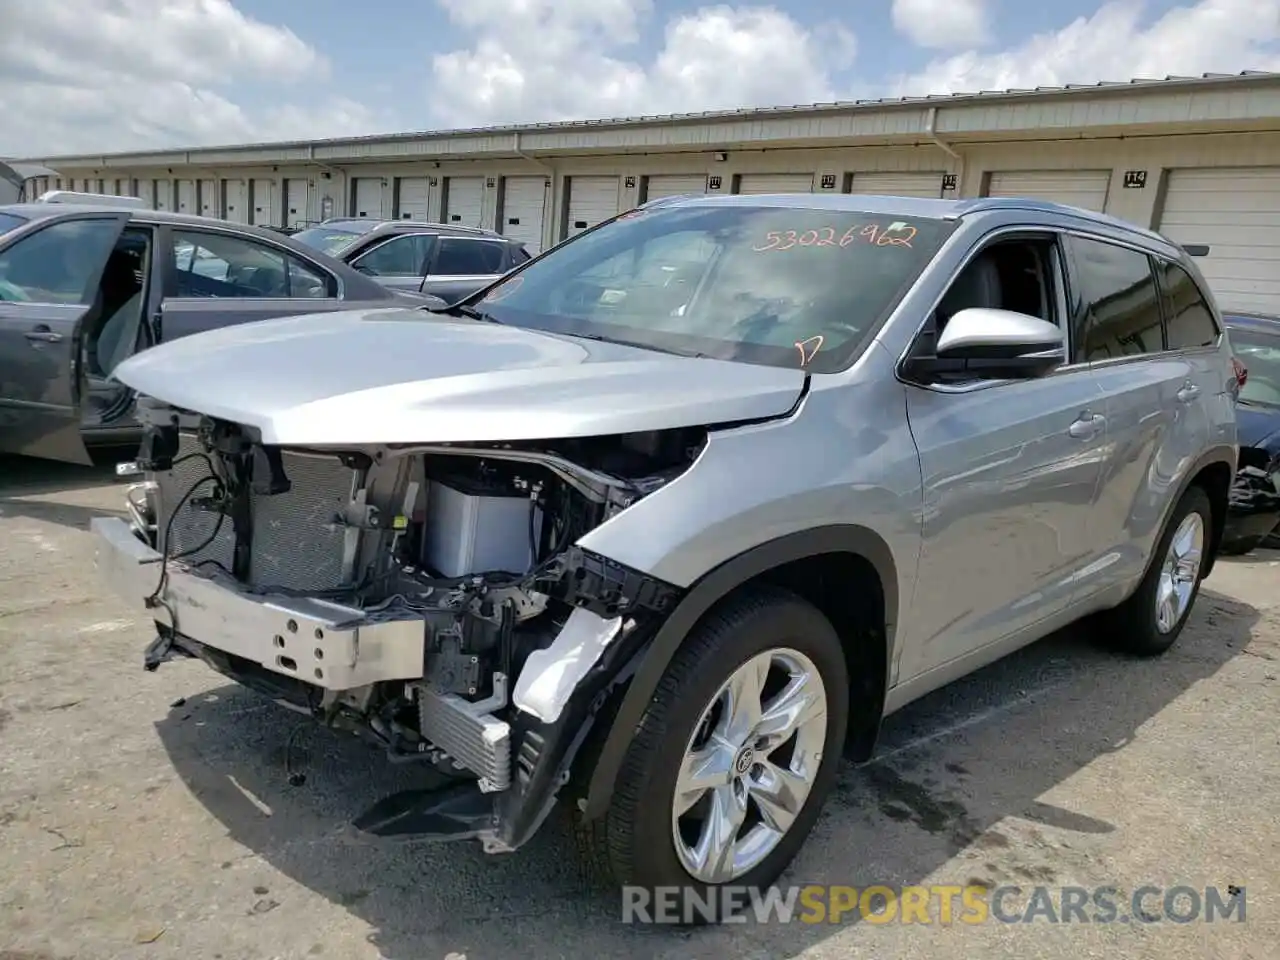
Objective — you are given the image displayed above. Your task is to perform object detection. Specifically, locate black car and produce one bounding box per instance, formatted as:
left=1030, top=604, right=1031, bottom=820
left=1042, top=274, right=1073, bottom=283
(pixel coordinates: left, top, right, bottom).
left=291, top=219, right=530, bottom=303
left=0, top=201, right=435, bottom=464
left=1221, top=311, right=1280, bottom=554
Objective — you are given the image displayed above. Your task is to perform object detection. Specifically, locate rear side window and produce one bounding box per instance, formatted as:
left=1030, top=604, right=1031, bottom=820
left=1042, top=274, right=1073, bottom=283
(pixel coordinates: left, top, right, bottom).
left=1068, top=236, right=1163, bottom=362
left=171, top=229, right=333, bottom=299
left=432, top=238, right=507, bottom=275
left=511, top=246, right=531, bottom=265
left=1159, top=261, right=1219, bottom=350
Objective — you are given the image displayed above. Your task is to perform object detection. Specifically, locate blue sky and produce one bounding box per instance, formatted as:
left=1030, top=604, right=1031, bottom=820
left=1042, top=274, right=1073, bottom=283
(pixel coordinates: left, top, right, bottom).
left=3, top=0, right=1278, bottom=156
left=247, top=0, right=1210, bottom=107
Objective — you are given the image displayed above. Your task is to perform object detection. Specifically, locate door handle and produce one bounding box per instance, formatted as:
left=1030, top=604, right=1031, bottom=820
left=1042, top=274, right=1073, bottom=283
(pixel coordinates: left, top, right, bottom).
left=1068, top=413, right=1105, bottom=439
left=1176, top=383, right=1200, bottom=403
left=25, top=327, right=63, bottom=343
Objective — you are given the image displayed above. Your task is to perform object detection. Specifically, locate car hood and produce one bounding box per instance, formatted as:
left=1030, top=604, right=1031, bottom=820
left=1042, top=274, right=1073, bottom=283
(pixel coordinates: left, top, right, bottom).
left=111, top=307, right=807, bottom=445
left=1237, top=403, right=1280, bottom=451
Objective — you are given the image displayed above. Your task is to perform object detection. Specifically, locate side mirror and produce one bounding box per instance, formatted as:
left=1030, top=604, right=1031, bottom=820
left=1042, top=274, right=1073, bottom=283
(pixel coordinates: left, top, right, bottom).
left=915, top=307, right=1065, bottom=381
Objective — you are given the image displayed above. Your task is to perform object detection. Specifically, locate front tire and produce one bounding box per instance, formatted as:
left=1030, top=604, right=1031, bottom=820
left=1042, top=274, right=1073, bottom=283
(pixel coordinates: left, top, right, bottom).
left=596, top=586, right=849, bottom=923
left=1100, top=485, right=1212, bottom=657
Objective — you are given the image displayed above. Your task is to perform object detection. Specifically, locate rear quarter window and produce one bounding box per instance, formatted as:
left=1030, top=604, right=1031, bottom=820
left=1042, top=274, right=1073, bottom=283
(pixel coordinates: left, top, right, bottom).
left=1159, top=261, right=1220, bottom=350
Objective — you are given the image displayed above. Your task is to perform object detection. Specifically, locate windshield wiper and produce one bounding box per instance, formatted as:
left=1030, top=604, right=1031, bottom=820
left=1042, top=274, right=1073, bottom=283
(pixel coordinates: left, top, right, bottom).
left=428, top=301, right=501, bottom=323
left=565, top=331, right=702, bottom=357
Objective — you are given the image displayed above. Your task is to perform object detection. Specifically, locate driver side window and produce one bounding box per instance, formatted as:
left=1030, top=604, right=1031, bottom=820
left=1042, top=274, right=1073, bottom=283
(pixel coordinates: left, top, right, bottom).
left=0, top=219, right=124, bottom=305
left=352, top=233, right=434, bottom=277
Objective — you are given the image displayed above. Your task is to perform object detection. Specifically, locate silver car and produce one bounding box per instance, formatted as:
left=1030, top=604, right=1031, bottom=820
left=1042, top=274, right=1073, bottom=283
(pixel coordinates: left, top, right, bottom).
left=90, top=193, right=1238, bottom=919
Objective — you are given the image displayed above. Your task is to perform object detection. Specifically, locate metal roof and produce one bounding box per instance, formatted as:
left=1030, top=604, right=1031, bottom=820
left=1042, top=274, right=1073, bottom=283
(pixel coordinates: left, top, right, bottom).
left=18, top=70, right=1280, bottom=165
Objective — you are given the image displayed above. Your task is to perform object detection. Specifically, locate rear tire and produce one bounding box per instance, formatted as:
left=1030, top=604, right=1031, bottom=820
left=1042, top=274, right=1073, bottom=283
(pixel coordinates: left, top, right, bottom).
left=1099, top=486, right=1212, bottom=657
left=583, top=586, right=849, bottom=924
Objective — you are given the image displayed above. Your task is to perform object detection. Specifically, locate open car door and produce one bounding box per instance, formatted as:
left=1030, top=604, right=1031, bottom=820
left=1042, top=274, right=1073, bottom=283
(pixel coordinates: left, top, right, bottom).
left=0, top=212, right=131, bottom=464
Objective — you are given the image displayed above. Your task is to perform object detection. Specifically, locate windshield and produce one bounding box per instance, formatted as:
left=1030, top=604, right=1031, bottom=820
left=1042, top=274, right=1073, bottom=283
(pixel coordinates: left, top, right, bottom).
left=291, top=225, right=364, bottom=256
left=0, top=212, right=29, bottom=237
left=472, top=203, right=954, bottom=372
left=1229, top=323, right=1280, bottom=407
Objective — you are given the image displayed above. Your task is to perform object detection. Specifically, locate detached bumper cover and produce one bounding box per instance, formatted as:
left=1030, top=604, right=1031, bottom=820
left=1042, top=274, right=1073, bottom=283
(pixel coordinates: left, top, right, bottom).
left=1224, top=463, right=1280, bottom=548
left=90, top=516, right=425, bottom=689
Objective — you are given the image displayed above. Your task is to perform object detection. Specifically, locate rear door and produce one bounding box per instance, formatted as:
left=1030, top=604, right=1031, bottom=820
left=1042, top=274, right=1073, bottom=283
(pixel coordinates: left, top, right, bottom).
left=420, top=236, right=509, bottom=303
left=0, top=212, right=129, bottom=462
left=346, top=231, right=437, bottom=293
left=155, top=225, right=361, bottom=343
left=1063, top=233, right=1204, bottom=592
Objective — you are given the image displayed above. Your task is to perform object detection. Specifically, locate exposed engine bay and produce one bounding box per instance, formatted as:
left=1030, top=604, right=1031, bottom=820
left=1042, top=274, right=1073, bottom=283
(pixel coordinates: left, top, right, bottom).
left=114, top=397, right=696, bottom=842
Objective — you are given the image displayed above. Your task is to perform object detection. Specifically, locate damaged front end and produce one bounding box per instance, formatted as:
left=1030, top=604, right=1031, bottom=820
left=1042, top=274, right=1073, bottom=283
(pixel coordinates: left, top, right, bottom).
left=1222, top=446, right=1280, bottom=554
left=93, top=397, right=697, bottom=853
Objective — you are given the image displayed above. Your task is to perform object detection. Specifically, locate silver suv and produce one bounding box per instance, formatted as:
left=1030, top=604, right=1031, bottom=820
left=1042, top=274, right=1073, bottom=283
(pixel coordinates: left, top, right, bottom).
left=92, top=193, right=1238, bottom=918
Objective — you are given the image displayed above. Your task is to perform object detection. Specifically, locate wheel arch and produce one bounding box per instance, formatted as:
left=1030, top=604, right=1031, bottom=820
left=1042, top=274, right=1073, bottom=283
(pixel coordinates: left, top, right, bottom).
left=579, top=524, right=900, bottom=821
left=1158, top=446, right=1236, bottom=580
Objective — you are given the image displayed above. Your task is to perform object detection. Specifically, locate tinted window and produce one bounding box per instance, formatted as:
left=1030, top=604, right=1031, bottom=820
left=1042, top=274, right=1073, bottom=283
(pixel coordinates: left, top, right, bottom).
left=1069, top=236, right=1163, bottom=362
left=474, top=204, right=954, bottom=372
left=433, top=238, right=506, bottom=275
left=511, top=246, right=531, bottom=265
left=171, top=230, right=332, bottom=299
left=353, top=234, right=433, bottom=277
left=1227, top=325, right=1280, bottom=407
left=1160, top=261, right=1219, bottom=350
left=0, top=212, right=28, bottom=237
left=0, top=217, right=121, bottom=304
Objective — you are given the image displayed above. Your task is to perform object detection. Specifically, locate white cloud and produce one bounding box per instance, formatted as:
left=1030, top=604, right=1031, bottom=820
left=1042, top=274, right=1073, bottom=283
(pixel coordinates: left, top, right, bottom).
left=6, top=0, right=1279, bottom=159
left=892, top=0, right=990, bottom=50
left=0, top=0, right=388, bottom=156
left=896, top=0, right=1280, bottom=95
left=429, top=1, right=855, bottom=127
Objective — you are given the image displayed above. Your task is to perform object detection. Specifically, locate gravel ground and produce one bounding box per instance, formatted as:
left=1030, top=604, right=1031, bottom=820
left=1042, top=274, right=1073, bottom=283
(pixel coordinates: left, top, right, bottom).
left=2, top=454, right=1278, bottom=960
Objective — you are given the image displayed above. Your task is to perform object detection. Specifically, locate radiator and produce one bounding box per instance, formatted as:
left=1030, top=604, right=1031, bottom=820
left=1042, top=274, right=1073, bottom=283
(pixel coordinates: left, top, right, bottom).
left=156, top=434, right=358, bottom=593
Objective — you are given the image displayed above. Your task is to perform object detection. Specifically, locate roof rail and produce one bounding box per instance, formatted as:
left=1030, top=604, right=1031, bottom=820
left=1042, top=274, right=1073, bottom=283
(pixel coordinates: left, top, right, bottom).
left=37, top=190, right=148, bottom=208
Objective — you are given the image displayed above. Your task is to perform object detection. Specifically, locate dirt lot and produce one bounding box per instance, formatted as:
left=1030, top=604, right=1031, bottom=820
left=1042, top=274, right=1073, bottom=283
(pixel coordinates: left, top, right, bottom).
left=2, top=454, right=1278, bottom=960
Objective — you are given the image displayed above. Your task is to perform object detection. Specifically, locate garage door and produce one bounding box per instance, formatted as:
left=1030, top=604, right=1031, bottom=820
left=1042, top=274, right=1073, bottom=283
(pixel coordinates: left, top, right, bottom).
left=251, top=179, right=278, bottom=226
left=353, top=178, right=385, bottom=219
left=396, top=177, right=432, bottom=221
left=175, top=180, right=197, bottom=214
left=198, top=179, right=217, bottom=217
left=566, top=176, right=620, bottom=237
left=644, top=174, right=707, bottom=201
left=1158, top=167, right=1280, bottom=314
left=848, top=172, right=946, bottom=198
left=222, top=180, right=247, bottom=222
left=443, top=177, right=485, bottom=227
left=500, top=176, right=548, bottom=253
left=736, top=173, right=813, bottom=194
left=153, top=179, right=173, bottom=211
left=986, top=170, right=1111, bottom=211
left=285, top=178, right=309, bottom=228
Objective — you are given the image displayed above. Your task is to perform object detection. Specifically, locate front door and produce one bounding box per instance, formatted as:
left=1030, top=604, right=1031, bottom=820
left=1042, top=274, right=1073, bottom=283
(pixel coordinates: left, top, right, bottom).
left=898, top=232, right=1109, bottom=680
left=0, top=213, right=130, bottom=463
